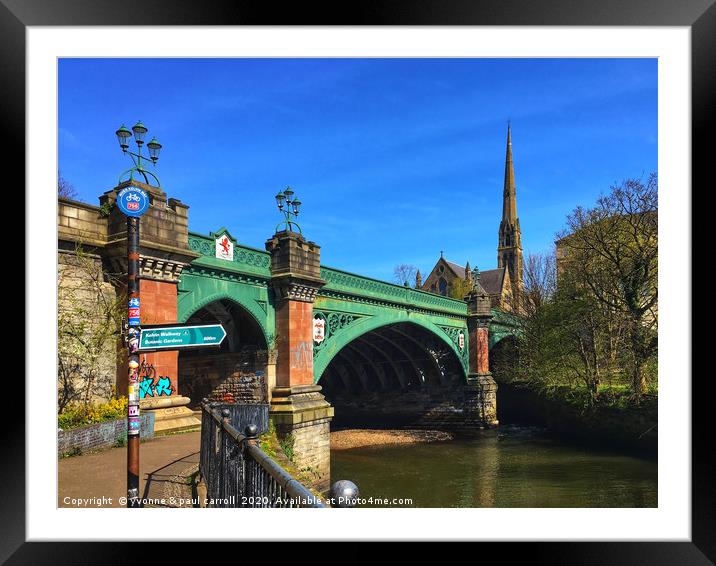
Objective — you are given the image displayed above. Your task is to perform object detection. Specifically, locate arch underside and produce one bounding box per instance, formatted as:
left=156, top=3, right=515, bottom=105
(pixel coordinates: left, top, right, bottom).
left=317, top=320, right=471, bottom=429
left=317, top=321, right=466, bottom=397
left=312, top=308, right=468, bottom=381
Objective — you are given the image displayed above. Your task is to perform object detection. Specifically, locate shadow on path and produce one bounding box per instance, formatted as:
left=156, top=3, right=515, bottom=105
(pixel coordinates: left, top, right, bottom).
left=141, top=451, right=200, bottom=508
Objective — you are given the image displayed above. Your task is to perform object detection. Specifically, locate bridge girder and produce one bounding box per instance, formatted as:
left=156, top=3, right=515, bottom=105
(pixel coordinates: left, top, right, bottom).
left=368, top=328, right=426, bottom=388
left=345, top=343, right=391, bottom=390
left=385, top=326, right=447, bottom=387
left=355, top=336, right=407, bottom=389
left=337, top=347, right=378, bottom=393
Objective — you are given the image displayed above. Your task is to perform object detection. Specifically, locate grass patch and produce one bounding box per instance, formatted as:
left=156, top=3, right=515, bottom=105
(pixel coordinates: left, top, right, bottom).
left=60, top=446, right=82, bottom=458
left=186, top=468, right=200, bottom=486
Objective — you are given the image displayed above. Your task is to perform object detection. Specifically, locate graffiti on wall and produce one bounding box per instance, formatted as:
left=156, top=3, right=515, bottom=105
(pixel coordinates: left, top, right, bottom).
left=138, top=359, right=174, bottom=399
left=290, top=341, right=313, bottom=370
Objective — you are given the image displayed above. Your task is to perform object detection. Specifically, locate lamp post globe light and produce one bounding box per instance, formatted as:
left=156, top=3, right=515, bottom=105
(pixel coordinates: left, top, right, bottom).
left=115, top=120, right=162, bottom=186
left=275, top=186, right=302, bottom=234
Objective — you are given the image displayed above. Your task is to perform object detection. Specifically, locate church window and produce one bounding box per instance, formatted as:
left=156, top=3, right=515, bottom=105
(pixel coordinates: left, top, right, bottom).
left=438, top=277, right=448, bottom=296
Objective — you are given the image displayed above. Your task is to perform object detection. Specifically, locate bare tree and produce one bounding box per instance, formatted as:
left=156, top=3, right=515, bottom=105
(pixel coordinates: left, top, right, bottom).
left=393, top=264, right=418, bottom=287
left=58, top=171, right=78, bottom=199
left=521, top=251, right=556, bottom=317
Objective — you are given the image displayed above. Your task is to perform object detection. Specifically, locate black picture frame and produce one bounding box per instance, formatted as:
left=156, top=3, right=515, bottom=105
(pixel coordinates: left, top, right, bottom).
left=9, top=0, right=709, bottom=560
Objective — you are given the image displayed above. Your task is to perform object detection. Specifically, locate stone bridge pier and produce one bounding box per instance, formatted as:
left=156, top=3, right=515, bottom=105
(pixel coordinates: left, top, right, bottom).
left=265, top=230, right=333, bottom=492
left=465, top=276, right=499, bottom=428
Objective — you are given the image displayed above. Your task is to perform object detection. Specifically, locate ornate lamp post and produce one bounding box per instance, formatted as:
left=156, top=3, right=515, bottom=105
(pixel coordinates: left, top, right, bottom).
left=114, top=121, right=162, bottom=508
left=275, top=186, right=302, bottom=233
left=115, top=121, right=162, bottom=186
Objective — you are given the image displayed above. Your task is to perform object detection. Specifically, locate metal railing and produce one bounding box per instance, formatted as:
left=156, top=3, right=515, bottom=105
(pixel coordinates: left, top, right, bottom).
left=218, top=402, right=270, bottom=434
left=199, top=402, right=325, bottom=508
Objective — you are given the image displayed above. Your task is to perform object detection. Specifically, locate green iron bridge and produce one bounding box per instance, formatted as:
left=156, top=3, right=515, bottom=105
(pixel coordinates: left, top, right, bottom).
left=177, top=228, right=521, bottom=397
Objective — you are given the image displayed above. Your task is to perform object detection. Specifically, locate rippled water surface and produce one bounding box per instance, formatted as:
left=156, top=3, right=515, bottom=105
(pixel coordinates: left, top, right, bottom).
left=330, top=426, right=657, bottom=508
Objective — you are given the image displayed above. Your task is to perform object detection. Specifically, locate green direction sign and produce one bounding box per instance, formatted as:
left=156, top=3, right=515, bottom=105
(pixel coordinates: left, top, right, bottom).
left=138, top=324, right=226, bottom=351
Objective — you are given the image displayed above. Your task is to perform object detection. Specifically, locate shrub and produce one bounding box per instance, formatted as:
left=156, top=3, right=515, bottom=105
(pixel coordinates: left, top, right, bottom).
left=278, top=433, right=295, bottom=463
left=58, top=397, right=128, bottom=430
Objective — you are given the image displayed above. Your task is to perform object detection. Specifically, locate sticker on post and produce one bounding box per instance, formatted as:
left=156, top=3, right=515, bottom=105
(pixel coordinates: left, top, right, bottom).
left=116, top=186, right=150, bottom=217
left=128, top=416, right=141, bottom=434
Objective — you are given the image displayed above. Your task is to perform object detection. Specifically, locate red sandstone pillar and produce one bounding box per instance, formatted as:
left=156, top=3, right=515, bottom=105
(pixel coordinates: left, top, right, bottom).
left=274, top=299, right=316, bottom=387
left=469, top=319, right=491, bottom=376
left=466, top=272, right=499, bottom=427
left=139, top=279, right=179, bottom=395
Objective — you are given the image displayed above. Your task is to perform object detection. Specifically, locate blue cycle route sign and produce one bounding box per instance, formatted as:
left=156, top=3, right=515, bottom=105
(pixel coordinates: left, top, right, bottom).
left=138, top=324, right=227, bottom=351
left=116, top=185, right=150, bottom=217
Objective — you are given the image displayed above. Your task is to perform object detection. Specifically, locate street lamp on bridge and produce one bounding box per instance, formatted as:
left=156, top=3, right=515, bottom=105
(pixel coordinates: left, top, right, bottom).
left=275, top=186, right=302, bottom=233
left=115, top=121, right=163, bottom=186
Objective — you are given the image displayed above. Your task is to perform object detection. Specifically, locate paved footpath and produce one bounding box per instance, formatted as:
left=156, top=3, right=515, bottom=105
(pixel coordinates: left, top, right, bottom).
left=59, top=431, right=201, bottom=508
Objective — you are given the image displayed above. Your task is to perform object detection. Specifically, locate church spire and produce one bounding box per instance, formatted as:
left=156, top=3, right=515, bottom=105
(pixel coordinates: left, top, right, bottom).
left=497, top=121, right=523, bottom=312
left=502, top=121, right=517, bottom=222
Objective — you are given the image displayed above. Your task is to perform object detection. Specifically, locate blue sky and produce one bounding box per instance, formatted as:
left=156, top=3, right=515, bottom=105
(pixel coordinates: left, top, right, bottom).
left=58, top=58, right=657, bottom=282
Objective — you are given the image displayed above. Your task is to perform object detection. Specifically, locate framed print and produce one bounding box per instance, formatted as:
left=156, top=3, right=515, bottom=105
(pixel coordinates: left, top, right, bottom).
left=8, top=0, right=712, bottom=561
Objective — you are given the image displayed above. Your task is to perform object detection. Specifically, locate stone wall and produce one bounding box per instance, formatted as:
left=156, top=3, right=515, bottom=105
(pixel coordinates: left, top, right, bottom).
left=276, top=418, right=331, bottom=492
left=58, top=198, right=108, bottom=246
left=179, top=349, right=268, bottom=407
left=328, top=385, right=497, bottom=432
left=58, top=412, right=155, bottom=456
left=57, top=247, right=121, bottom=404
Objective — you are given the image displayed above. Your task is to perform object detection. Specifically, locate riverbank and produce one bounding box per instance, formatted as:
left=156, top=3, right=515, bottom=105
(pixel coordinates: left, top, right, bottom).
left=498, top=381, right=658, bottom=456
left=331, top=429, right=454, bottom=450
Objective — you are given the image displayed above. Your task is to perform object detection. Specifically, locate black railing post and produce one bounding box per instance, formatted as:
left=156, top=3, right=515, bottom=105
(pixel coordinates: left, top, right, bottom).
left=219, top=408, right=231, bottom=507
left=209, top=405, right=220, bottom=504
left=199, top=398, right=209, bottom=484
left=244, top=424, right=258, bottom=504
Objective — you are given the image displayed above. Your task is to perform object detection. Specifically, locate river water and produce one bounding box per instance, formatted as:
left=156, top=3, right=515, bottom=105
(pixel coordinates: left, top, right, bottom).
left=330, top=425, right=657, bottom=508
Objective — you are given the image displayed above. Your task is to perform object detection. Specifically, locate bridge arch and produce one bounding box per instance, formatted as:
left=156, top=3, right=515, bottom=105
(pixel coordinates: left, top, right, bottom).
left=177, top=265, right=275, bottom=348
left=312, top=312, right=468, bottom=384
left=179, top=291, right=271, bottom=347
left=315, top=315, right=468, bottom=429
left=177, top=293, right=270, bottom=407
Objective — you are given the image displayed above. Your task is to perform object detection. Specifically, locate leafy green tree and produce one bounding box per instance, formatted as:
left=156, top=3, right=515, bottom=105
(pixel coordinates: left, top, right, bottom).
left=449, top=277, right=473, bottom=300
left=559, top=173, right=657, bottom=398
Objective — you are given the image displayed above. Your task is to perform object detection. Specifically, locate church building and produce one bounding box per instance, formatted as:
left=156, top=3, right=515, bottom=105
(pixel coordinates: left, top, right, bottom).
left=419, top=124, right=524, bottom=313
